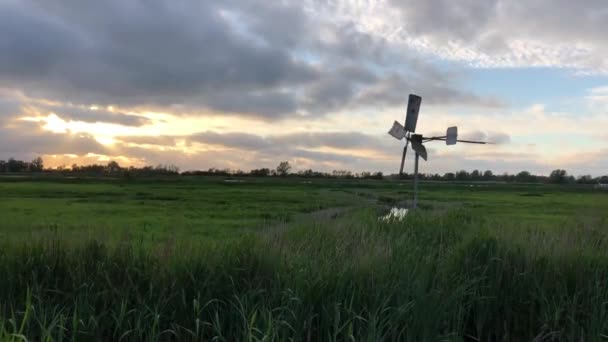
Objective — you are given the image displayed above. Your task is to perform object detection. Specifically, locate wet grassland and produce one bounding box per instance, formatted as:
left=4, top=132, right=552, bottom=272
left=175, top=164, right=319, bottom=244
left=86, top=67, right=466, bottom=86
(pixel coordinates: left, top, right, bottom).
left=1, top=176, right=607, bottom=340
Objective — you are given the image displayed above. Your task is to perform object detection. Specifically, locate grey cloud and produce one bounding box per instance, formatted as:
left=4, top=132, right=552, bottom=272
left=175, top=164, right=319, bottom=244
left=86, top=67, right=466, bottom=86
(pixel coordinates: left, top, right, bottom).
left=114, top=131, right=543, bottom=175
left=118, top=136, right=179, bottom=146
left=389, top=0, right=499, bottom=43
left=290, top=149, right=363, bottom=164
left=188, top=131, right=272, bottom=150
left=354, top=73, right=503, bottom=109
left=313, top=22, right=388, bottom=63
left=40, top=104, right=152, bottom=126
left=205, top=91, right=298, bottom=120
left=273, top=132, right=388, bottom=150
left=188, top=131, right=391, bottom=153
left=114, top=141, right=366, bottom=172
left=499, top=0, right=608, bottom=43
left=461, top=131, right=511, bottom=144
left=0, top=96, right=22, bottom=118
left=118, top=132, right=375, bottom=171
left=0, top=0, right=317, bottom=118
left=388, top=0, right=608, bottom=72
left=0, top=0, right=501, bottom=121
left=0, top=121, right=107, bottom=159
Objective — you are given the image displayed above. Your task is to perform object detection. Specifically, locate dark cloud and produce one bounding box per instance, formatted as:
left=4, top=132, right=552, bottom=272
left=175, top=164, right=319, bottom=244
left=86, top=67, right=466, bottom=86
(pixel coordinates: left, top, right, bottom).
left=0, top=97, right=108, bottom=159
left=0, top=121, right=108, bottom=159
left=0, top=96, right=22, bottom=118
left=0, top=0, right=501, bottom=121
left=0, top=0, right=317, bottom=118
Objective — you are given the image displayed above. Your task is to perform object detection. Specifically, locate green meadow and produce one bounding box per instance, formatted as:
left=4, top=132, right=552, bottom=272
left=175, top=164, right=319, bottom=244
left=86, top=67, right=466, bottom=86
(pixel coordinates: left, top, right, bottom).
left=1, top=176, right=608, bottom=340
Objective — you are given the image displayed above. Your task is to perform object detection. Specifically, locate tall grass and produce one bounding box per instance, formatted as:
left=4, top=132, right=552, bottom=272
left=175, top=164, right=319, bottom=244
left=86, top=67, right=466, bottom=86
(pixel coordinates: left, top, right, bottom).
left=1, top=209, right=608, bottom=341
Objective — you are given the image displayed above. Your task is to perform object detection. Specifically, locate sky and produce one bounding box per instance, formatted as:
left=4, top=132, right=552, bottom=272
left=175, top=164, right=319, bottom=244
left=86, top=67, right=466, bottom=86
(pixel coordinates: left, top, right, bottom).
left=0, top=0, right=607, bottom=176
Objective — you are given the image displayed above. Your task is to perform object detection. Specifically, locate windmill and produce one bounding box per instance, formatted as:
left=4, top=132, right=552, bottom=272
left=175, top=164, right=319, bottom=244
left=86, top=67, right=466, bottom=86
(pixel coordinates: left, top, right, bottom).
left=388, top=94, right=491, bottom=209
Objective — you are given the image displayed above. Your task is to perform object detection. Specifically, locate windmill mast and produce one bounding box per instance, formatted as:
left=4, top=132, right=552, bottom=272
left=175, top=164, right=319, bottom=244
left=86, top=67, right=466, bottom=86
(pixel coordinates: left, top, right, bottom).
left=413, top=151, right=420, bottom=208
left=399, top=134, right=409, bottom=176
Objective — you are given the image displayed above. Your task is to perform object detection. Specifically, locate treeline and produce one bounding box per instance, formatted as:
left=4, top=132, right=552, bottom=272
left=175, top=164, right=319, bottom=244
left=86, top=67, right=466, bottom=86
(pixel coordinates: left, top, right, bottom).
left=0, top=158, right=179, bottom=177
left=406, top=169, right=608, bottom=185
left=182, top=168, right=385, bottom=180
left=1, top=158, right=607, bottom=184
left=68, top=161, right=180, bottom=177
left=0, top=157, right=44, bottom=172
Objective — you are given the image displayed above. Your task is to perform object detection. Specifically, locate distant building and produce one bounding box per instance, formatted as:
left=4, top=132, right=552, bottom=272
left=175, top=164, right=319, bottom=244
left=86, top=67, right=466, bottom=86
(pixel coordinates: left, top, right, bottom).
left=595, top=183, right=608, bottom=190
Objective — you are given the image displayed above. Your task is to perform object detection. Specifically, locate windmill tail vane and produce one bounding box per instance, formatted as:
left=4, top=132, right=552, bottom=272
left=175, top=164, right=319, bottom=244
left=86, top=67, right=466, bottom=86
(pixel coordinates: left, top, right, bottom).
left=387, top=94, right=493, bottom=209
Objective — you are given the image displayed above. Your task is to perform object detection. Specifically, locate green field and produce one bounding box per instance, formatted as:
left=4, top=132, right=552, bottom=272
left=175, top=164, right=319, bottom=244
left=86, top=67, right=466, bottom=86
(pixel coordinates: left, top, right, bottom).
left=1, top=176, right=608, bottom=340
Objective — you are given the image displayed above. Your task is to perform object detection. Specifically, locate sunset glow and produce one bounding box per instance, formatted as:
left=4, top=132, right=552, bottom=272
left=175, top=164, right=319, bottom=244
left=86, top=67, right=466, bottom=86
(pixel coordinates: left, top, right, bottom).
left=0, top=0, right=607, bottom=175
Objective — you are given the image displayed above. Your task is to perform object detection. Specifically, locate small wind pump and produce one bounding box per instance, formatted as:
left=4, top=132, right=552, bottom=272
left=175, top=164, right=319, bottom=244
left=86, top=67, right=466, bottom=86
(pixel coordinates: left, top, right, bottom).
left=388, top=94, right=491, bottom=209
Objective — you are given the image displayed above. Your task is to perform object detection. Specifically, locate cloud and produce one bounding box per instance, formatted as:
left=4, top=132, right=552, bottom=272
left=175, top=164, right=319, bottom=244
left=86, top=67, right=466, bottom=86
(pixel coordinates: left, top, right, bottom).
left=0, top=120, right=108, bottom=159
left=461, top=131, right=511, bottom=144
left=1, top=0, right=606, bottom=177
left=0, top=0, right=500, bottom=121
left=324, top=0, right=608, bottom=73
left=188, top=131, right=272, bottom=150
left=117, top=135, right=179, bottom=147
left=586, top=86, right=608, bottom=111
left=188, top=131, right=391, bottom=153
left=39, top=104, right=151, bottom=126
left=273, top=132, right=388, bottom=150
left=0, top=96, right=22, bottom=118
left=0, top=0, right=315, bottom=117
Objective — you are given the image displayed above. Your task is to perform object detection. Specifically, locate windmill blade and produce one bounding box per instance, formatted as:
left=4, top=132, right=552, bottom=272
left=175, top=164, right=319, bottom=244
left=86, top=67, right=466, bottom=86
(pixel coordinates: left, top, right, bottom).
left=422, top=136, right=446, bottom=142
left=388, top=121, right=407, bottom=140
left=446, top=126, right=457, bottom=145
left=411, top=140, right=427, bottom=161
left=404, top=94, right=421, bottom=132
left=456, top=139, right=493, bottom=144
left=409, top=134, right=427, bottom=161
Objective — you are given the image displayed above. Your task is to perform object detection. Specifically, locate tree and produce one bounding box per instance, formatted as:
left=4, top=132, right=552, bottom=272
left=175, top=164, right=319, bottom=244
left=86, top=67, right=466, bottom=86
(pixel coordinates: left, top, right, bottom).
left=106, top=161, right=121, bottom=174
left=31, top=157, right=44, bottom=172
left=166, top=164, right=180, bottom=174
left=455, top=170, right=470, bottom=181
left=549, top=169, right=568, bottom=184
left=516, top=171, right=532, bottom=183
left=7, top=158, right=26, bottom=172
left=372, top=171, right=383, bottom=180
left=276, top=161, right=291, bottom=176
left=471, top=169, right=480, bottom=180
left=577, top=175, right=593, bottom=184
left=332, top=170, right=353, bottom=178
left=444, top=172, right=455, bottom=181
left=483, top=170, right=493, bottom=180
left=251, top=168, right=271, bottom=177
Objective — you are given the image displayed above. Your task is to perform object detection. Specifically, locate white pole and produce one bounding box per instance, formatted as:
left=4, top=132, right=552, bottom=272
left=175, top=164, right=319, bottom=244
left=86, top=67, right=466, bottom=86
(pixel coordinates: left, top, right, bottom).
left=413, top=152, right=419, bottom=209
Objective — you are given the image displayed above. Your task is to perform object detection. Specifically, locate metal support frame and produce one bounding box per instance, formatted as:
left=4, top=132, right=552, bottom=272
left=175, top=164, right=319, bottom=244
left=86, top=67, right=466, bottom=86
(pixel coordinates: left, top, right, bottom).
left=413, top=152, right=419, bottom=209
left=399, top=138, right=409, bottom=176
